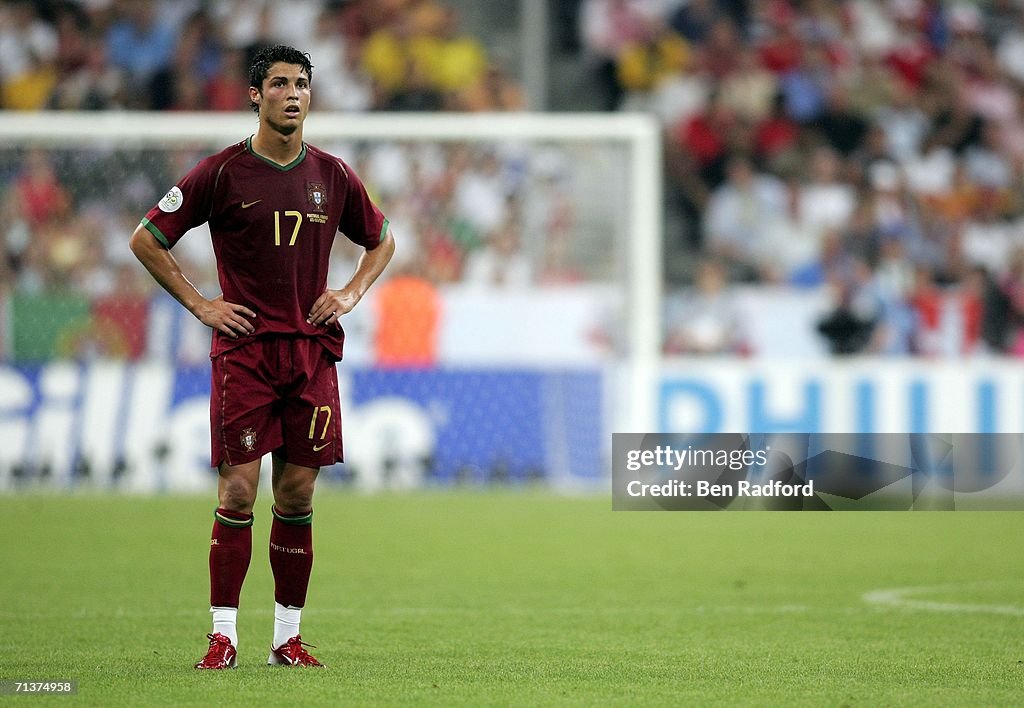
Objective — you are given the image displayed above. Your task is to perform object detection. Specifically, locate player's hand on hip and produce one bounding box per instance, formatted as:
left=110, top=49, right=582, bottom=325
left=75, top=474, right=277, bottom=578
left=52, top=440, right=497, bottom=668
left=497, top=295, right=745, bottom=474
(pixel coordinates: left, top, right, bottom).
left=308, top=289, right=359, bottom=327
left=193, top=295, right=256, bottom=339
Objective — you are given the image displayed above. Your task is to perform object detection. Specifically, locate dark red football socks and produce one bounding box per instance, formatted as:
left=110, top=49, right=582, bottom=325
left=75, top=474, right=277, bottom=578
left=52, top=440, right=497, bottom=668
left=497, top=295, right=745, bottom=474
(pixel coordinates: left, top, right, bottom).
left=209, top=508, right=254, bottom=607
left=269, top=506, right=314, bottom=608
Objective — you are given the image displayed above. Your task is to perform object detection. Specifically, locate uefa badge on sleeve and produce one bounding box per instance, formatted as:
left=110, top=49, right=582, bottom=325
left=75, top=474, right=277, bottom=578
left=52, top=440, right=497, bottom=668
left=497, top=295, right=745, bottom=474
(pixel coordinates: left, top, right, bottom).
left=158, top=186, right=184, bottom=212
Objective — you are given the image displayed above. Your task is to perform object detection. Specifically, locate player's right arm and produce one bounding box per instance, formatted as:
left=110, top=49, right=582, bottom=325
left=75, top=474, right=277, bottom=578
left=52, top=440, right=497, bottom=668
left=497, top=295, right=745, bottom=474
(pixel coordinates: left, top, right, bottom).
left=129, top=224, right=255, bottom=339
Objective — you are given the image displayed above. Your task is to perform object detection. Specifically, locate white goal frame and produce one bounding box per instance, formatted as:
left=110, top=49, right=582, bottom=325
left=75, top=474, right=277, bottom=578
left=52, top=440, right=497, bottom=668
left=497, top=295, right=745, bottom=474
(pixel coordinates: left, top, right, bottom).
left=0, top=111, right=662, bottom=433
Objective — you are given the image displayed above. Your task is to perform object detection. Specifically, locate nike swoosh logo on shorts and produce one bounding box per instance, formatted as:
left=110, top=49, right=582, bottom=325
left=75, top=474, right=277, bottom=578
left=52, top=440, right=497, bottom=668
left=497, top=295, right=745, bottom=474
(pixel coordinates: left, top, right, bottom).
left=241, top=200, right=262, bottom=209
left=313, top=442, right=330, bottom=452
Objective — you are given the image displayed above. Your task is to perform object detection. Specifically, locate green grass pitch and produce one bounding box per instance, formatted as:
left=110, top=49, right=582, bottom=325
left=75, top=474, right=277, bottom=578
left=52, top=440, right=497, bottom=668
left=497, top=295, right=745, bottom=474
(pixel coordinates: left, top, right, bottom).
left=2, top=491, right=1022, bottom=706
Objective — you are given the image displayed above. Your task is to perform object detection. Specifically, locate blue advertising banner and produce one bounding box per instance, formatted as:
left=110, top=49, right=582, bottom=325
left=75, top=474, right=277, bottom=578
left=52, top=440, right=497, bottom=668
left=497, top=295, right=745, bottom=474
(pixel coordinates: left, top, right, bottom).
left=658, top=361, right=1024, bottom=435
left=0, top=363, right=604, bottom=492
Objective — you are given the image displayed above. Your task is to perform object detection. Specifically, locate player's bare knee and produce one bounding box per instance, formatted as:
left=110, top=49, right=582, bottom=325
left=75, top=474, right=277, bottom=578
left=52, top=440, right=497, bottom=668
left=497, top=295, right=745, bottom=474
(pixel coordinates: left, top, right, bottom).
left=218, top=475, right=258, bottom=513
left=272, top=481, right=314, bottom=515
left=272, top=490, right=314, bottom=516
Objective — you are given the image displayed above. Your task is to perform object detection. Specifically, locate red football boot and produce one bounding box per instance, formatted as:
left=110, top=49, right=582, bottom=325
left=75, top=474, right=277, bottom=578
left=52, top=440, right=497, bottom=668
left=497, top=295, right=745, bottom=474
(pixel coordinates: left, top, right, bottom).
left=267, top=635, right=325, bottom=667
left=195, top=633, right=237, bottom=670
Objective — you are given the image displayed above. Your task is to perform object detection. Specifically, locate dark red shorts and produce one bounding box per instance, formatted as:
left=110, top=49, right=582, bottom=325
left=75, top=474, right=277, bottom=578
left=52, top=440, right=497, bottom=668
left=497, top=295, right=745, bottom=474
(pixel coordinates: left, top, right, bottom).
left=211, top=336, right=342, bottom=469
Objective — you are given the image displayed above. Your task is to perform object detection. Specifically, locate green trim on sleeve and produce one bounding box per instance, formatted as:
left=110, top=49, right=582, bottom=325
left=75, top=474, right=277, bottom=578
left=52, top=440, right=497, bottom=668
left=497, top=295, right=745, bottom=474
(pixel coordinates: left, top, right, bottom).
left=377, top=218, right=389, bottom=245
left=141, top=218, right=171, bottom=248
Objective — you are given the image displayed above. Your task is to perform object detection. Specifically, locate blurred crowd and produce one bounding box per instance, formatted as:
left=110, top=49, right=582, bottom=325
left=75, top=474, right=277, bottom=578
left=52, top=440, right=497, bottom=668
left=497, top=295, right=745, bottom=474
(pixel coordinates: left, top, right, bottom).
left=9, top=0, right=1024, bottom=359
left=0, top=0, right=577, bottom=362
left=0, top=0, right=523, bottom=112
left=0, top=137, right=618, bottom=360
left=581, top=0, right=1024, bottom=356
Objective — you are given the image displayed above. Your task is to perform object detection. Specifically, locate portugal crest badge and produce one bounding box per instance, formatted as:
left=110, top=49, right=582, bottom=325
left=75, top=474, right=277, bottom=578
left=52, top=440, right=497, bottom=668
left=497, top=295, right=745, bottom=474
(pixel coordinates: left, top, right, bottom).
left=240, top=428, right=257, bottom=453
left=306, top=182, right=326, bottom=212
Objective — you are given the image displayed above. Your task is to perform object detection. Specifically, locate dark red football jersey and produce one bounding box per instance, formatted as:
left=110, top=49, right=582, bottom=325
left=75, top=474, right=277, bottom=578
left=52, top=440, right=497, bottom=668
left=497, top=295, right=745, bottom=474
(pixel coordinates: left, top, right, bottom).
left=142, top=137, right=388, bottom=359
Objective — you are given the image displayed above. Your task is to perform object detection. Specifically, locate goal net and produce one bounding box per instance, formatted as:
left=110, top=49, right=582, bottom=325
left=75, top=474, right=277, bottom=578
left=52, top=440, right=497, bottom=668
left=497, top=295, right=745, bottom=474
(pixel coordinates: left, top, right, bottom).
left=0, top=112, right=661, bottom=492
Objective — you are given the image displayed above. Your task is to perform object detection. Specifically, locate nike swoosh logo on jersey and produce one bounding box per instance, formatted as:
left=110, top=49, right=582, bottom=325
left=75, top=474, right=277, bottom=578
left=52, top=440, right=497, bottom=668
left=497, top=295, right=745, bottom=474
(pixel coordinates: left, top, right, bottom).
left=241, top=200, right=262, bottom=209
left=313, top=442, right=331, bottom=452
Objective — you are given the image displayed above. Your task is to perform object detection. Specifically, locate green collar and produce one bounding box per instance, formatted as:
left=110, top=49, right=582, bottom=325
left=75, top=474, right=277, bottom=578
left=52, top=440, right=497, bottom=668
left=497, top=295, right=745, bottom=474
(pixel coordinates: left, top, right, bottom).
left=246, top=135, right=307, bottom=171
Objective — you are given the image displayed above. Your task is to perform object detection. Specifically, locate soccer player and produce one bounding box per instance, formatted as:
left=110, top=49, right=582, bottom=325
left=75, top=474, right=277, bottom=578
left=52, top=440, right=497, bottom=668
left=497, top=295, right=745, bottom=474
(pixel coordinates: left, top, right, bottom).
left=129, top=45, right=395, bottom=669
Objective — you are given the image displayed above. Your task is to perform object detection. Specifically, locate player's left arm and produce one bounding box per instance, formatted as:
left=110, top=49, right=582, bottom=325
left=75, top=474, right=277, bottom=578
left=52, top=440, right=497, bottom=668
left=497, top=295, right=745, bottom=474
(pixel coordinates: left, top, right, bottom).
left=307, top=227, right=396, bottom=326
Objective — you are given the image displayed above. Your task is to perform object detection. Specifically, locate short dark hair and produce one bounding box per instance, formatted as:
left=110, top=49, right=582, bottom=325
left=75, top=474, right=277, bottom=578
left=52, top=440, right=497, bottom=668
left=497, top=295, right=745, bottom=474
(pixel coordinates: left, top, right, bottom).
left=248, top=45, right=314, bottom=113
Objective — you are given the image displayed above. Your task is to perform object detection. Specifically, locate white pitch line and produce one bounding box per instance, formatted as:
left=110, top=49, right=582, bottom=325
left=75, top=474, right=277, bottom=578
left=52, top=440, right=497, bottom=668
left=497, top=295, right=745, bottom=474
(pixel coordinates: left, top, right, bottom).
left=864, top=583, right=1024, bottom=616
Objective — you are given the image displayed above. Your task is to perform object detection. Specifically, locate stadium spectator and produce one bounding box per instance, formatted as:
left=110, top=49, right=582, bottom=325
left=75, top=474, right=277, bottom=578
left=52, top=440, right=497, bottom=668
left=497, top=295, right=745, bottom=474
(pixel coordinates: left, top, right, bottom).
left=385, top=52, right=444, bottom=111
left=817, top=257, right=879, bottom=355
left=430, top=7, right=489, bottom=102
left=458, top=64, right=526, bottom=112
left=929, top=76, right=985, bottom=154
left=871, top=237, right=920, bottom=354
left=664, top=258, right=745, bottom=355
left=697, top=16, right=743, bottom=80
left=360, top=11, right=408, bottom=102
left=752, top=91, right=800, bottom=170
left=903, top=133, right=957, bottom=197
left=304, top=4, right=371, bottom=112
left=847, top=124, right=897, bottom=189
left=579, top=0, right=663, bottom=110
left=910, top=265, right=985, bottom=356
left=418, top=216, right=464, bottom=283
left=209, top=0, right=271, bottom=50
left=2, top=51, right=58, bottom=111
left=996, top=0, right=1024, bottom=80
left=959, top=187, right=1021, bottom=278
left=997, top=247, right=1024, bottom=355
left=755, top=3, right=805, bottom=75
left=463, top=219, right=532, bottom=288
left=104, top=0, right=177, bottom=108
left=962, top=119, right=1014, bottom=191
left=703, top=154, right=786, bottom=280
left=873, top=76, right=929, bottom=163
left=674, top=90, right=743, bottom=189
left=719, top=46, right=776, bottom=123
left=0, top=1, right=57, bottom=108
left=812, top=82, right=870, bottom=157
left=866, top=161, right=920, bottom=245
left=979, top=262, right=1018, bottom=352
left=754, top=179, right=819, bottom=284
left=778, top=41, right=831, bottom=124
left=206, top=47, right=251, bottom=111
left=798, top=145, right=856, bottom=240
left=538, top=233, right=586, bottom=284
left=616, top=19, right=690, bottom=108
left=884, top=2, right=935, bottom=89
left=49, top=26, right=125, bottom=110
left=372, top=262, right=441, bottom=367
left=453, top=149, right=509, bottom=238
left=15, top=149, right=71, bottom=231
left=668, top=0, right=721, bottom=44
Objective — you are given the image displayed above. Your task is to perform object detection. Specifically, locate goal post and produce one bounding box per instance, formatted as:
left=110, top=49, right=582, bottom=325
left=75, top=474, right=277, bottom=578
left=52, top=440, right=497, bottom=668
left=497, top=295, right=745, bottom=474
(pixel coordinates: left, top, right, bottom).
left=0, top=111, right=662, bottom=489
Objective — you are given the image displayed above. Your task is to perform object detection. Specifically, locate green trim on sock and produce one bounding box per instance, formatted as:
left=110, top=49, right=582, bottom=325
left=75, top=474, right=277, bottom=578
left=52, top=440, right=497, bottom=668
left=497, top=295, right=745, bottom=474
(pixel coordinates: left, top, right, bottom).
left=214, top=510, right=254, bottom=528
left=272, top=506, right=313, bottom=526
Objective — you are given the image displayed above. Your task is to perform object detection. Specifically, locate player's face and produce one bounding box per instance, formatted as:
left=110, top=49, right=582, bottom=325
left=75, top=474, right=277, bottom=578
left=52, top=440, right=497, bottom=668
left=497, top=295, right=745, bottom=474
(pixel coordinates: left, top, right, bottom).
left=252, top=62, right=311, bottom=135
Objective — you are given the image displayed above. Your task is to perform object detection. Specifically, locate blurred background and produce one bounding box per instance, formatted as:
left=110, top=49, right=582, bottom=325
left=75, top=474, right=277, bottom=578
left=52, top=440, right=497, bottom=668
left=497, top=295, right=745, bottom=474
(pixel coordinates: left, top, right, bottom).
left=2, top=0, right=1024, bottom=494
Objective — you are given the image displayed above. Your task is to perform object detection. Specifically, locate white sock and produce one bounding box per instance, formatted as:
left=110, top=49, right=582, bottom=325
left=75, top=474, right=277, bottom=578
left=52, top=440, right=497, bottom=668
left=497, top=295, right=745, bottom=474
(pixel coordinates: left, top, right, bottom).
left=273, top=602, right=301, bottom=649
left=211, top=606, right=238, bottom=647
